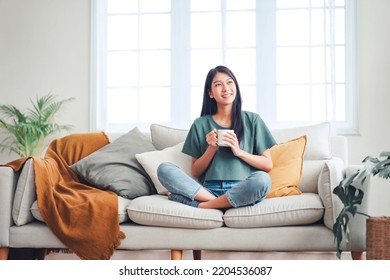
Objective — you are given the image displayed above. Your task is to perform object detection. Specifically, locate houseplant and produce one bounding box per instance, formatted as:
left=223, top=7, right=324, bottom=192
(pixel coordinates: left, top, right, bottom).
left=333, top=151, right=390, bottom=259
left=0, top=93, right=75, bottom=157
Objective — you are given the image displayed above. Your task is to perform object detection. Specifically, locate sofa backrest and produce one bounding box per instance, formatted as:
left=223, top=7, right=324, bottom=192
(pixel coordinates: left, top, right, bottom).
left=106, top=122, right=347, bottom=194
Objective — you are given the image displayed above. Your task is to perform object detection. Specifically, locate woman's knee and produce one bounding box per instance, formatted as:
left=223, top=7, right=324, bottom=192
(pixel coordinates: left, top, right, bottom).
left=157, top=162, right=177, bottom=179
left=248, top=171, right=271, bottom=194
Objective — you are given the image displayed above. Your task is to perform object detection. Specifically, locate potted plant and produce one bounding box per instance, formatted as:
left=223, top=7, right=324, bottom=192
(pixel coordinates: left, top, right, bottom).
left=333, top=151, right=390, bottom=259
left=0, top=93, right=75, bottom=157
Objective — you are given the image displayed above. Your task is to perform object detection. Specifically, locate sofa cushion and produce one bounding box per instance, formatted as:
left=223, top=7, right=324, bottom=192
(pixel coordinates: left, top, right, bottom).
left=135, top=142, right=193, bottom=194
left=30, top=196, right=132, bottom=224
left=266, top=136, right=306, bottom=198
left=271, top=122, right=331, bottom=160
left=318, top=158, right=345, bottom=230
left=12, top=158, right=37, bottom=226
left=127, top=195, right=224, bottom=229
left=223, top=193, right=324, bottom=228
left=150, top=124, right=188, bottom=150
left=69, top=127, right=156, bottom=199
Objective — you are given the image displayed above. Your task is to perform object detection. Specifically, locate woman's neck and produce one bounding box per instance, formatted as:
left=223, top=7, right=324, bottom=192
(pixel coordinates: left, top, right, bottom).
left=213, top=106, right=232, bottom=128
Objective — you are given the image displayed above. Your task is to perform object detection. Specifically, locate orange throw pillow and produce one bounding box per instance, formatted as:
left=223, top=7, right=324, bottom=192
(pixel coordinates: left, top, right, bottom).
left=266, top=135, right=307, bottom=198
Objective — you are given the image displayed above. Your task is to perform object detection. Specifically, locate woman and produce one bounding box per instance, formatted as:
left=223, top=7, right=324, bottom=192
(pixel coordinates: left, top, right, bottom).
left=157, top=65, right=276, bottom=209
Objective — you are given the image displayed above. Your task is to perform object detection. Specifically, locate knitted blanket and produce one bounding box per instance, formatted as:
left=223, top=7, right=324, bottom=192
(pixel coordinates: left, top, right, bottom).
left=6, top=132, right=125, bottom=259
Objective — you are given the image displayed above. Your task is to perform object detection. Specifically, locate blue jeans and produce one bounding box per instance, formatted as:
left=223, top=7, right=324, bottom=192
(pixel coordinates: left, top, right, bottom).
left=157, top=162, right=271, bottom=208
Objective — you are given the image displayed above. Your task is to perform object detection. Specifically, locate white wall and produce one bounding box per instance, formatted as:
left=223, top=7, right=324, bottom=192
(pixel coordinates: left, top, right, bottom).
left=1, top=0, right=389, bottom=214
left=348, top=0, right=390, bottom=216
left=0, top=0, right=91, bottom=163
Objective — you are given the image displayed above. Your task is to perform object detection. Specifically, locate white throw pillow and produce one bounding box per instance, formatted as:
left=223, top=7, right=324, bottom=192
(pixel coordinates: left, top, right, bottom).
left=12, top=158, right=37, bottom=226
left=135, top=142, right=193, bottom=194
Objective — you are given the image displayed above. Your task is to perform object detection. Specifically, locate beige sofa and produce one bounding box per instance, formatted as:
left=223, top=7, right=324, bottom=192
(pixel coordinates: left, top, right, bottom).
left=0, top=122, right=369, bottom=260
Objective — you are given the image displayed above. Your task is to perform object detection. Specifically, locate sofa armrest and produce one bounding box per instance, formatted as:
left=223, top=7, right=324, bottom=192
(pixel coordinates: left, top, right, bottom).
left=318, top=158, right=345, bottom=230
left=318, top=162, right=370, bottom=252
left=0, top=166, right=18, bottom=247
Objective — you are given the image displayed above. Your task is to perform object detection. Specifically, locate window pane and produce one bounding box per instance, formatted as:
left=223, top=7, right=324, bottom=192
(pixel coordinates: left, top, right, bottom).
left=191, top=86, right=203, bottom=122
left=140, top=0, right=170, bottom=13
left=191, top=0, right=220, bottom=11
left=311, top=0, right=325, bottom=8
left=311, top=47, right=326, bottom=83
left=335, top=8, right=345, bottom=45
left=311, top=85, right=327, bottom=121
left=108, top=15, right=138, bottom=50
left=108, top=0, right=138, bottom=14
left=335, top=84, right=346, bottom=121
left=240, top=86, right=256, bottom=112
left=277, top=10, right=310, bottom=45
left=140, top=51, right=170, bottom=86
left=226, top=0, right=255, bottom=10
left=276, top=86, right=310, bottom=122
left=311, top=10, right=325, bottom=45
left=140, top=88, right=170, bottom=123
left=335, top=46, right=345, bottom=83
left=140, top=14, right=170, bottom=49
left=191, top=12, right=222, bottom=48
left=335, top=0, right=345, bottom=6
left=107, top=88, right=138, bottom=123
left=277, top=48, right=310, bottom=83
left=107, top=52, right=138, bottom=87
left=191, top=50, right=223, bottom=85
left=226, top=11, right=256, bottom=47
left=276, top=0, right=309, bottom=8
left=226, top=49, right=256, bottom=84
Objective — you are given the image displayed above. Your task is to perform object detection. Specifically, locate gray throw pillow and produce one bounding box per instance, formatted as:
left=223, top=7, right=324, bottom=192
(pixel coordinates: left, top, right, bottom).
left=69, top=127, right=157, bottom=199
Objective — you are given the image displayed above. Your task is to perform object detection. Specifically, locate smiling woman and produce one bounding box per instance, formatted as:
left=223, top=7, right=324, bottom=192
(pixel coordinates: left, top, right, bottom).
left=91, top=0, right=357, bottom=134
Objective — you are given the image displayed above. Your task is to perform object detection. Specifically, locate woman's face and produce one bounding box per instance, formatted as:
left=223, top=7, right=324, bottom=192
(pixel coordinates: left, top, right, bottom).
left=209, top=72, right=236, bottom=106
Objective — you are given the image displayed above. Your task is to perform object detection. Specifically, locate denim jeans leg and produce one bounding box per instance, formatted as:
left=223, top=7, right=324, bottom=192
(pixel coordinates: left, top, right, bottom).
left=226, top=171, right=271, bottom=208
left=157, top=162, right=201, bottom=200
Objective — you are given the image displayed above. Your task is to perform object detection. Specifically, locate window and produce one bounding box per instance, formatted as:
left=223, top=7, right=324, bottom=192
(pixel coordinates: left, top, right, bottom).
left=91, top=0, right=357, bottom=134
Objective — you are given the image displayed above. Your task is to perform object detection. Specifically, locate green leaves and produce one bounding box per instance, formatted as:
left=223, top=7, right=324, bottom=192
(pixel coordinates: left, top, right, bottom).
left=333, top=177, right=364, bottom=259
left=332, top=151, right=390, bottom=258
left=0, top=93, right=74, bottom=157
left=373, top=152, right=390, bottom=180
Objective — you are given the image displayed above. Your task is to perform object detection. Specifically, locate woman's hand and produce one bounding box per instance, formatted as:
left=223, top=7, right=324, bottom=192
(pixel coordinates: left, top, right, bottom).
left=223, top=131, right=242, bottom=156
left=223, top=131, right=273, bottom=172
left=206, top=128, right=218, bottom=149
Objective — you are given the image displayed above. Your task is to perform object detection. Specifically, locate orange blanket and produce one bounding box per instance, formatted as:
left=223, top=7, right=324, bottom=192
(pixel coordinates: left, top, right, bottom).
left=6, top=132, right=125, bottom=260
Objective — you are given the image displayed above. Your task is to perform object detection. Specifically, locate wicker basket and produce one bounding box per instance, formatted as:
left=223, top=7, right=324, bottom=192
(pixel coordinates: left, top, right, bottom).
left=366, top=216, right=390, bottom=259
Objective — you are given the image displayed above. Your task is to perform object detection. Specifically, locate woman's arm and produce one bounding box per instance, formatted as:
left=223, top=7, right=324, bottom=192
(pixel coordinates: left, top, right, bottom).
left=235, top=149, right=273, bottom=172
left=223, top=131, right=273, bottom=172
left=191, top=129, right=218, bottom=178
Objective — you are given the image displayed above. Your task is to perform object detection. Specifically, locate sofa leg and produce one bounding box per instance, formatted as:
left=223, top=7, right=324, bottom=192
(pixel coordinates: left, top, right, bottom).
left=351, top=251, right=364, bottom=260
left=193, top=250, right=202, bottom=260
left=0, top=247, right=9, bottom=260
left=171, top=249, right=183, bottom=260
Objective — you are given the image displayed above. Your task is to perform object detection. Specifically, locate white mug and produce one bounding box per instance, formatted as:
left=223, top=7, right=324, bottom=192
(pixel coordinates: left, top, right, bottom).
left=217, top=129, right=234, bottom=147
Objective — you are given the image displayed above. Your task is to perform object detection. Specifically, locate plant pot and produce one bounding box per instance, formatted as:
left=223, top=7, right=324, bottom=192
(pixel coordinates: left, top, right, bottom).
left=366, top=216, right=390, bottom=259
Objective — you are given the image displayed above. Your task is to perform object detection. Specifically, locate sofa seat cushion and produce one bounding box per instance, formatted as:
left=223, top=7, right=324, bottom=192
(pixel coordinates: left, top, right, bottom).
left=223, top=193, right=324, bottom=228
left=127, top=195, right=224, bottom=229
left=30, top=196, right=132, bottom=224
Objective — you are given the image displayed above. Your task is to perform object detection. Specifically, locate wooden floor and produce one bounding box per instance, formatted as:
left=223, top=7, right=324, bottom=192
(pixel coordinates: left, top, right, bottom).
left=44, top=249, right=356, bottom=260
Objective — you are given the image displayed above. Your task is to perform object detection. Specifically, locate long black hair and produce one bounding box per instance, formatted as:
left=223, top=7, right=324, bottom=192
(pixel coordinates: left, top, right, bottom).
left=200, top=65, right=244, bottom=142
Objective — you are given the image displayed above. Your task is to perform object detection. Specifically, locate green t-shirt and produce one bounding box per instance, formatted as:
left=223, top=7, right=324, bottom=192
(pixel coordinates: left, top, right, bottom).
left=182, top=111, right=276, bottom=184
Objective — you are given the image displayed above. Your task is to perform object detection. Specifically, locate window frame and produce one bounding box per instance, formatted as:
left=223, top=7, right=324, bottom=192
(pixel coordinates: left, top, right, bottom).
left=90, top=0, right=358, bottom=135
